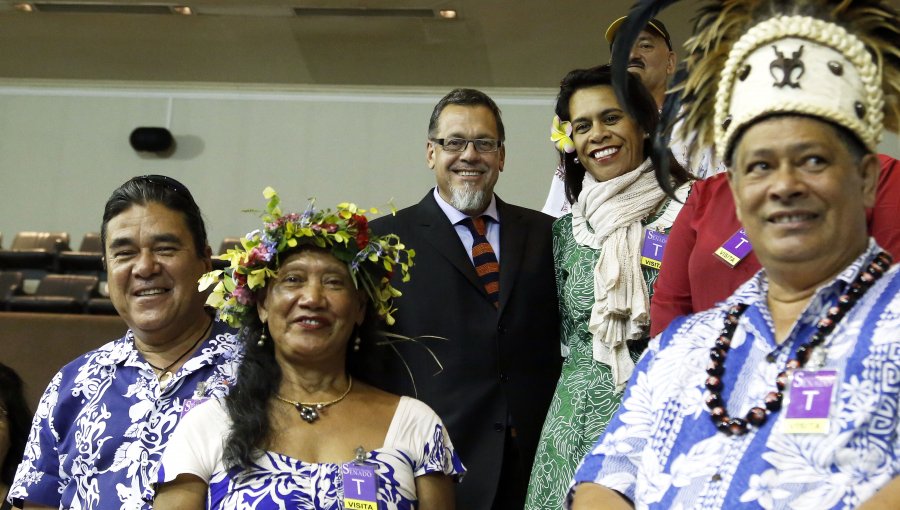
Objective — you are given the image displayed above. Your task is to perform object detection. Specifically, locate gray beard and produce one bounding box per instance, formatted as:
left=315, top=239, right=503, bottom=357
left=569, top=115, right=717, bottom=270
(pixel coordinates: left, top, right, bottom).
left=449, top=182, right=488, bottom=215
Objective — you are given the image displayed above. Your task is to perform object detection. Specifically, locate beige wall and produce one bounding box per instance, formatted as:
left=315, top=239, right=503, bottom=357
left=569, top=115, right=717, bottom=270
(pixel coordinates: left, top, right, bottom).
left=1, top=80, right=897, bottom=251
left=0, top=81, right=560, bottom=248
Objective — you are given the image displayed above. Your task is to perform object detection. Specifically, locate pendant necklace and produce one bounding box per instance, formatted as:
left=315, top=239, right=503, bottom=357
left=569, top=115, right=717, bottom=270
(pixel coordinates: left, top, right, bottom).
left=275, top=376, right=353, bottom=424
left=705, top=251, right=891, bottom=436
left=144, top=320, right=212, bottom=392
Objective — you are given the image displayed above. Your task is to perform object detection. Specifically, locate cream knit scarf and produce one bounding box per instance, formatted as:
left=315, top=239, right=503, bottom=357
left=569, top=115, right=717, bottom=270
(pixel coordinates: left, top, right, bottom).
left=571, top=158, right=665, bottom=391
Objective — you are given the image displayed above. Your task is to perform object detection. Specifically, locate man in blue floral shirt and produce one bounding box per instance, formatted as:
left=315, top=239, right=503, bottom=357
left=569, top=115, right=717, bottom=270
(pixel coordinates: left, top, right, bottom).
left=569, top=2, right=900, bottom=509
left=8, top=175, right=243, bottom=509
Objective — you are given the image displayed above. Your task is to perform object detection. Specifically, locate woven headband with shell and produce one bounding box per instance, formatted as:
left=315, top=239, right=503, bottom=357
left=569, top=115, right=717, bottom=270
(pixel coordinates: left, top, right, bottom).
left=714, top=15, right=883, bottom=162
left=610, top=0, right=899, bottom=179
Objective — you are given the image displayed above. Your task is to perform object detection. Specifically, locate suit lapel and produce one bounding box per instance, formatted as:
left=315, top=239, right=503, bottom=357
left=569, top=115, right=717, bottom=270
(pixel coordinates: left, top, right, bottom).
left=415, top=193, right=485, bottom=293
left=497, top=198, right=527, bottom=313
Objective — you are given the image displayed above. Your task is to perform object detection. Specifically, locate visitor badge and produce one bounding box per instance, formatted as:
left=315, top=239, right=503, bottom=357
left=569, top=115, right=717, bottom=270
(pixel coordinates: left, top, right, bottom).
left=714, top=228, right=753, bottom=267
left=343, top=447, right=378, bottom=510
left=179, top=397, right=208, bottom=418
left=180, top=382, right=208, bottom=418
left=782, top=370, right=838, bottom=434
left=640, top=230, right=669, bottom=270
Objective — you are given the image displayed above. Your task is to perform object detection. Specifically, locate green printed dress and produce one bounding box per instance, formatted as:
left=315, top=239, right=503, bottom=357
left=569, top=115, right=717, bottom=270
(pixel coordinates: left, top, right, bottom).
left=524, top=204, right=679, bottom=509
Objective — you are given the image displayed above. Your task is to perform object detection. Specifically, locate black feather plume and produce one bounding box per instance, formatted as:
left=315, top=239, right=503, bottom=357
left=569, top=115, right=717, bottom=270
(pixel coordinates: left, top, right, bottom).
left=610, top=0, right=684, bottom=198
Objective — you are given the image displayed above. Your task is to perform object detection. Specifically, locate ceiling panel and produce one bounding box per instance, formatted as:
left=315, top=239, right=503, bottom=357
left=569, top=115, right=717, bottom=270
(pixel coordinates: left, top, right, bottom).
left=0, top=0, right=701, bottom=87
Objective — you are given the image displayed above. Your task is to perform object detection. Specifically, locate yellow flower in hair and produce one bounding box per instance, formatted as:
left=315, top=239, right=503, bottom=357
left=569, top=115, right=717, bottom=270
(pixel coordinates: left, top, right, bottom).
left=550, top=115, right=575, bottom=154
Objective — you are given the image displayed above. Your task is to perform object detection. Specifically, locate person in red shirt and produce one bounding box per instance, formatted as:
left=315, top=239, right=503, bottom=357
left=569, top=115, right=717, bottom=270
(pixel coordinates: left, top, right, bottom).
left=650, top=154, right=900, bottom=337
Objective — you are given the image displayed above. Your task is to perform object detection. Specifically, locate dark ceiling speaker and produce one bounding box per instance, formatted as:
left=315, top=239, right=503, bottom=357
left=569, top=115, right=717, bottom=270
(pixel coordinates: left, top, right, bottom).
left=130, top=127, right=174, bottom=153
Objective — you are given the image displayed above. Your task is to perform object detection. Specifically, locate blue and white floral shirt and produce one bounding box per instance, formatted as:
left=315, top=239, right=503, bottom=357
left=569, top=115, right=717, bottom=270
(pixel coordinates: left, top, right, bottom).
left=9, top=319, right=242, bottom=509
left=569, top=241, right=900, bottom=509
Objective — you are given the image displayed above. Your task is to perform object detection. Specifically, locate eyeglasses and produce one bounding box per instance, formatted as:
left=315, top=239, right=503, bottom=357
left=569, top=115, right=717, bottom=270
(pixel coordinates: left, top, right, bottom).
left=430, top=138, right=501, bottom=153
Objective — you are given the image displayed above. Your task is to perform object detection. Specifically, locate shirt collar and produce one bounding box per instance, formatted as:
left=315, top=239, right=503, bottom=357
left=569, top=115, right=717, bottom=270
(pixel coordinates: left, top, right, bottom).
left=96, top=331, right=139, bottom=367
left=98, top=318, right=234, bottom=369
left=728, top=238, right=882, bottom=309
left=432, top=187, right=500, bottom=224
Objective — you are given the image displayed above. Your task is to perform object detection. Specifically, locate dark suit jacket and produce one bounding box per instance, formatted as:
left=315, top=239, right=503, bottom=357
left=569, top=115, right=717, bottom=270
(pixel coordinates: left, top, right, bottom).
left=363, top=191, right=561, bottom=509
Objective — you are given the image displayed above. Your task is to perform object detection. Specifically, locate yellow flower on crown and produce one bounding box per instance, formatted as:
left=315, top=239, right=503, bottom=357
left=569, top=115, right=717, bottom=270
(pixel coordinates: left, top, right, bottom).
left=551, top=115, right=575, bottom=154
left=199, top=187, right=415, bottom=328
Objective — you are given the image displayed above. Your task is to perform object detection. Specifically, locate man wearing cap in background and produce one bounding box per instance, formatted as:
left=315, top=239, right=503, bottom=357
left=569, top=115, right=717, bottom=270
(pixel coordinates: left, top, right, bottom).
left=605, top=16, right=675, bottom=110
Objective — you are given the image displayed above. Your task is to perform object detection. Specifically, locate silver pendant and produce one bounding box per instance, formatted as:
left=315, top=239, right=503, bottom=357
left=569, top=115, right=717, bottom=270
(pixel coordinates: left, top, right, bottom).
left=297, top=404, right=320, bottom=423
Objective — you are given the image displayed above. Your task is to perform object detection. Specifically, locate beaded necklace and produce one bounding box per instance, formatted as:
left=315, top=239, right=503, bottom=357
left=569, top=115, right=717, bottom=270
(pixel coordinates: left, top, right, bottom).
left=705, top=251, right=892, bottom=436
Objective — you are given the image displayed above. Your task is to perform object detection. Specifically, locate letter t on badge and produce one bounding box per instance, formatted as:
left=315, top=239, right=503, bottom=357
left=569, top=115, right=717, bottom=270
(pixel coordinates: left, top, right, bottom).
left=640, top=230, right=669, bottom=270
left=343, top=449, right=378, bottom=510
left=783, top=370, right=838, bottom=434
left=714, top=228, right=753, bottom=268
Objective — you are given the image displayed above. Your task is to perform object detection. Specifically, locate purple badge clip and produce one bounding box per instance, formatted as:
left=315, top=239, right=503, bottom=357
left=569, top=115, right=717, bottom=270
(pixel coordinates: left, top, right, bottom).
left=714, top=228, right=752, bottom=267
left=783, top=369, right=837, bottom=434
left=343, top=447, right=378, bottom=509
left=640, top=230, right=669, bottom=270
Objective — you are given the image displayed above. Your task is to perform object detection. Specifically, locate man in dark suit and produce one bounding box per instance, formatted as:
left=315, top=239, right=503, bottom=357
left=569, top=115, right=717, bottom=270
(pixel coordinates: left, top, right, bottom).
left=365, top=89, right=561, bottom=509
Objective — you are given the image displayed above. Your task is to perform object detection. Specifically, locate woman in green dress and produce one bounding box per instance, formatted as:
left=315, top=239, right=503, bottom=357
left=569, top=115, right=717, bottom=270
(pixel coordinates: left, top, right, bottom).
left=525, top=65, right=692, bottom=508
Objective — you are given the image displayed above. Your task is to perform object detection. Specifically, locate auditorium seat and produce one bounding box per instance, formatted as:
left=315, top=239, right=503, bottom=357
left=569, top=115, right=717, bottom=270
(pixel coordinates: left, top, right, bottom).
left=0, top=271, right=24, bottom=310
left=86, top=279, right=116, bottom=315
left=58, top=232, right=104, bottom=274
left=0, top=231, right=70, bottom=272
left=86, top=296, right=117, bottom=315
left=8, top=274, right=99, bottom=314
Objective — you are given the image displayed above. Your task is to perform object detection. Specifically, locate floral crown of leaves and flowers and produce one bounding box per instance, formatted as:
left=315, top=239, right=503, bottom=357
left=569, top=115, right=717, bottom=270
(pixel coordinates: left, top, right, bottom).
left=550, top=115, right=575, bottom=155
left=199, top=187, right=414, bottom=329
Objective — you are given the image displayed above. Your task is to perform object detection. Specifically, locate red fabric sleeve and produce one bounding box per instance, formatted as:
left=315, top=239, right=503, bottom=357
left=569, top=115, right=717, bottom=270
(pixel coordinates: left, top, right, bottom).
left=650, top=174, right=761, bottom=336
left=651, top=154, right=900, bottom=338
left=869, top=154, right=900, bottom=258
left=650, top=180, right=701, bottom=337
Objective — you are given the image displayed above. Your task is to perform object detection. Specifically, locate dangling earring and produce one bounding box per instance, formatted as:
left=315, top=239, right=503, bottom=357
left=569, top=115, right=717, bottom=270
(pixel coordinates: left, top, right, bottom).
left=573, top=156, right=580, bottom=164
left=258, top=324, right=268, bottom=347
left=353, top=335, right=362, bottom=352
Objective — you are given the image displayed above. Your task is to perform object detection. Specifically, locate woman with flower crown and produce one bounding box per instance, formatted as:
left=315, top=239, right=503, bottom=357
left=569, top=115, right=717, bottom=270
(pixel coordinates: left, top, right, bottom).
left=524, top=64, right=692, bottom=509
left=153, top=188, right=464, bottom=509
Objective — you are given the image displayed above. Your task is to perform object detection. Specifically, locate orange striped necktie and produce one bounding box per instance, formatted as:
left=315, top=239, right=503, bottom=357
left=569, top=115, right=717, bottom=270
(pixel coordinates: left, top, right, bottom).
left=461, top=216, right=500, bottom=308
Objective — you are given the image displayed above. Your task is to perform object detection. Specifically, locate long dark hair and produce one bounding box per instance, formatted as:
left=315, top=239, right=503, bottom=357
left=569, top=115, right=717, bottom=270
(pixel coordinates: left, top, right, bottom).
left=555, top=64, right=691, bottom=204
left=0, top=362, right=31, bottom=486
left=222, top=250, right=383, bottom=469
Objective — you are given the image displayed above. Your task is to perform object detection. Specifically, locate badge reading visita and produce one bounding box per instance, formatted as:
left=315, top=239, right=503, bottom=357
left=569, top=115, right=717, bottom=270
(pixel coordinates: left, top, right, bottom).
left=343, top=454, right=378, bottom=510
left=640, top=230, right=669, bottom=270
left=714, top=228, right=753, bottom=267
left=782, top=369, right=838, bottom=434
